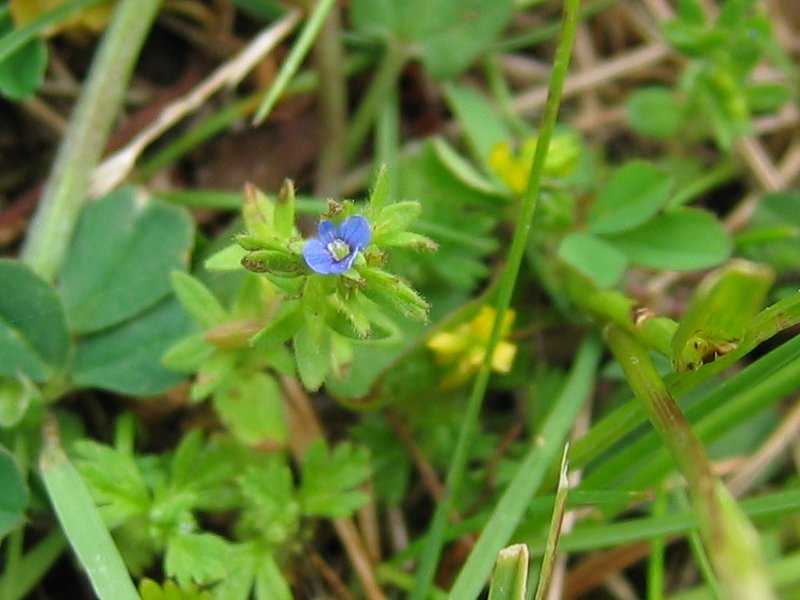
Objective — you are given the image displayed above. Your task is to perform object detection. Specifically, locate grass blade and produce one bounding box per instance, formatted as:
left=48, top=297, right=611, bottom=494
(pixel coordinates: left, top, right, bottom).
left=39, top=419, right=139, bottom=600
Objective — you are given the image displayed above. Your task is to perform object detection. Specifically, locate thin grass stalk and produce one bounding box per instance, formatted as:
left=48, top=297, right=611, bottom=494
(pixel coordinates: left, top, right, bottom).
left=646, top=483, right=668, bottom=600
left=345, top=39, right=409, bottom=162
left=532, top=446, right=570, bottom=600
left=21, top=0, right=163, bottom=280
left=0, top=532, right=67, bottom=600
left=252, top=0, right=337, bottom=124
left=410, top=0, right=582, bottom=595
left=313, top=1, right=347, bottom=196
left=604, top=325, right=777, bottom=600
left=447, top=337, right=600, bottom=599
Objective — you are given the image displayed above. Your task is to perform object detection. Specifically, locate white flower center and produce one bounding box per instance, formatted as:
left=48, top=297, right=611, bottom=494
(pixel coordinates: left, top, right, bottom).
left=327, top=239, right=352, bottom=261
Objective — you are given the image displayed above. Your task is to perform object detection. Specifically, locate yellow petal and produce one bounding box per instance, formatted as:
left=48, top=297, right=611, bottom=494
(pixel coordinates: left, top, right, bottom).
left=491, top=341, right=518, bottom=373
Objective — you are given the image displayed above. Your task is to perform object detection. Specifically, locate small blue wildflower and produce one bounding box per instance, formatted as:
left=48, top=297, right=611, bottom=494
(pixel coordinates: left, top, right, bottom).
left=302, top=215, right=371, bottom=274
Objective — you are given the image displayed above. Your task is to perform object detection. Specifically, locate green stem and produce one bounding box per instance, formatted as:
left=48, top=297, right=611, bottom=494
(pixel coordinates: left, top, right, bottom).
left=21, top=0, right=163, bottom=280
left=1, top=528, right=23, bottom=600
left=410, top=0, right=582, bottom=596
left=252, top=0, right=336, bottom=124
left=313, top=1, right=347, bottom=197
left=375, top=83, right=400, bottom=203
left=0, top=532, right=66, bottom=600
left=646, top=483, right=668, bottom=600
left=604, top=325, right=776, bottom=600
left=345, top=39, right=409, bottom=163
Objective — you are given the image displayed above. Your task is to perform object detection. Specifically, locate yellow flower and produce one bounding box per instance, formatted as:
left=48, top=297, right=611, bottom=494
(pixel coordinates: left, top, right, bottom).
left=426, top=306, right=517, bottom=388
left=489, top=132, right=581, bottom=194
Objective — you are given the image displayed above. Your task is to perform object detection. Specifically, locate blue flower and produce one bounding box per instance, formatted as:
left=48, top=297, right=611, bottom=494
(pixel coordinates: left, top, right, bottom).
left=302, top=215, right=371, bottom=274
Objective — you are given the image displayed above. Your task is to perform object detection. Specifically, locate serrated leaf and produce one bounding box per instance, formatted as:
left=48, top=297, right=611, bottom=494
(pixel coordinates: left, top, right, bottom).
left=0, top=259, right=70, bottom=382
left=138, top=578, right=212, bottom=600
left=557, top=232, right=629, bottom=289
left=72, top=298, right=193, bottom=395
left=214, top=543, right=291, bottom=600
left=0, top=445, right=28, bottom=539
left=300, top=440, right=370, bottom=518
left=59, top=187, right=194, bottom=334
left=605, top=209, right=731, bottom=270
left=238, top=459, right=299, bottom=544
left=165, top=532, right=229, bottom=588
left=73, top=439, right=151, bottom=527
left=588, top=161, right=673, bottom=234
left=213, top=371, right=287, bottom=446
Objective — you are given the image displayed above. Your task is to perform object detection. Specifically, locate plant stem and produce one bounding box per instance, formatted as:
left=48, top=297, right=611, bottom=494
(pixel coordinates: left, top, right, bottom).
left=21, top=0, right=163, bottom=281
left=410, top=0, right=582, bottom=596
left=604, top=325, right=777, bottom=600
left=375, top=85, right=400, bottom=203
left=313, top=1, right=347, bottom=197
left=252, top=0, right=337, bottom=125
left=345, top=40, right=409, bottom=163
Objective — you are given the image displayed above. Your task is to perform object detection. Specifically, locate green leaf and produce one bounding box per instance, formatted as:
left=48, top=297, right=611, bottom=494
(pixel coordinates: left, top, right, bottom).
left=300, top=440, right=370, bottom=518
left=626, top=87, right=684, bottom=139
left=488, top=544, right=529, bottom=600
left=237, top=459, right=300, bottom=544
left=557, top=232, right=629, bottom=289
left=73, top=439, right=151, bottom=527
left=738, top=191, right=800, bottom=273
left=170, top=272, right=228, bottom=328
left=745, top=82, right=791, bottom=114
left=588, top=161, right=673, bottom=234
left=40, top=432, right=140, bottom=600
left=430, top=137, right=500, bottom=196
left=0, top=259, right=70, bottom=382
left=213, top=371, right=287, bottom=446
left=0, top=445, right=28, bottom=539
left=350, top=0, right=514, bottom=79
left=671, top=260, right=774, bottom=372
left=442, top=83, right=512, bottom=171
left=0, top=12, right=47, bottom=100
left=72, top=298, right=193, bottom=395
left=161, top=332, right=214, bottom=373
left=215, top=543, right=292, bottom=600
left=165, top=532, right=230, bottom=588
left=138, top=578, right=212, bottom=600
left=293, top=324, right=331, bottom=392
left=59, top=187, right=194, bottom=334
left=606, top=209, right=731, bottom=271
left=204, top=243, right=247, bottom=271
left=0, top=374, right=41, bottom=427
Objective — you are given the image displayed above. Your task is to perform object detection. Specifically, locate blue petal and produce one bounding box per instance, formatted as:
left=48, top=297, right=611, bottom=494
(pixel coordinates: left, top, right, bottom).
left=318, top=220, right=337, bottom=244
left=339, top=215, right=371, bottom=249
left=302, top=239, right=334, bottom=274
